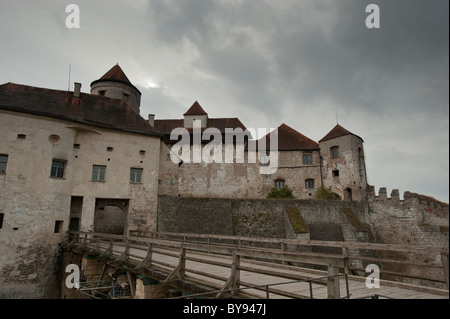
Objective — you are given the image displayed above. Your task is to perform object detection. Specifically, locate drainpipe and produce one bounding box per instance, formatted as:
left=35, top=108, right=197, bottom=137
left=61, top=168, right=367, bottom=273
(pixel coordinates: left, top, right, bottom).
left=319, top=149, right=324, bottom=189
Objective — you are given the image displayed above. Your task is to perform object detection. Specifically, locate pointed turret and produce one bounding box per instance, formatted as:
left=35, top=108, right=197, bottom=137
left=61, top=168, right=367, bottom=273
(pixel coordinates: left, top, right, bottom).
left=183, top=101, right=208, bottom=128
left=319, top=124, right=363, bottom=143
left=90, top=64, right=142, bottom=114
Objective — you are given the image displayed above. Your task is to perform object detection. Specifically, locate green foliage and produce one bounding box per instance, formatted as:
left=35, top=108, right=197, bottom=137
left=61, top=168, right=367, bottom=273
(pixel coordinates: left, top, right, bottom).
left=315, top=186, right=341, bottom=200
left=267, top=186, right=295, bottom=199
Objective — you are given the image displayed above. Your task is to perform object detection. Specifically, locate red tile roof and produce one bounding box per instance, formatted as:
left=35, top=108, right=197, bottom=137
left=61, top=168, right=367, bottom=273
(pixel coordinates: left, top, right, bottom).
left=90, top=64, right=141, bottom=94
left=251, top=123, right=319, bottom=151
left=155, top=101, right=249, bottom=144
left=183, top=101, right=208, bottom=116
left=155, top=117, right=250, bottom=145
left=319, top=124, right=363, bottom=142
left=0, top=83, right=160, bottom=137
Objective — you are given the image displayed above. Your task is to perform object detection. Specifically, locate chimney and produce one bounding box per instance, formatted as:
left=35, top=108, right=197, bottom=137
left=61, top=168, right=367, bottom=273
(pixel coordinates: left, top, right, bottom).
left=74, top=82, right=82, bottom=98
left=148, top=114, right=155, bottom=127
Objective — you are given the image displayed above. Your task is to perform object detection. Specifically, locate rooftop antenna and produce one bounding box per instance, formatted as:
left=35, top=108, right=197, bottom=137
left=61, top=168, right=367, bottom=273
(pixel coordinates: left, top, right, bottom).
left=336, top=112, right=339, bottom=125
left=68, top=64, right=71, bottom=91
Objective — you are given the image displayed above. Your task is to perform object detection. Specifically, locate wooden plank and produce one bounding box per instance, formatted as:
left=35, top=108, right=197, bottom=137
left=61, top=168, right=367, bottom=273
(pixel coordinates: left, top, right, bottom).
left=66, top=231, right=450, bottom=299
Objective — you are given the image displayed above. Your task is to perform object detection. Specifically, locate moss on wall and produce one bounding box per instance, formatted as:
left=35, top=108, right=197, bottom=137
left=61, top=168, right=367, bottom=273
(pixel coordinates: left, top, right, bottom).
left=285, top=207, right=309, bottom=233
left=340, top=207, right=369, bottom=232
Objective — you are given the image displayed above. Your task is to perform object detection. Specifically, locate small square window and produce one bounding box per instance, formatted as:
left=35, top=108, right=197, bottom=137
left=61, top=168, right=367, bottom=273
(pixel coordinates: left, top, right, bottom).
left=331, top=146, right=340, bottom=159
left=0, top=154, right=8, bottom=174
left=73, top=144, right=80, bottom=149
left=275, top=179, right=285, bottom=190
left=17, top=134, right=26, bottom=139
left=303, top=153, right=312, bottom=165
left=98, top=90, right=106, bottom=96
left=92, top=165, right=106, bottom=181
left=305, top=179, right=314, bottom=189
left=332, top=170, right=340, bottom=177
left=139, top=150, right=146, bottom=156
left=54, top=220, right=64, bottom=233
left=50, top=159, right=65, bottom=178
left=130, top=168, right=143, bottom=183
left=107, top=147, right=114, bottom=152
left=123, top=93, right=130, bottom=102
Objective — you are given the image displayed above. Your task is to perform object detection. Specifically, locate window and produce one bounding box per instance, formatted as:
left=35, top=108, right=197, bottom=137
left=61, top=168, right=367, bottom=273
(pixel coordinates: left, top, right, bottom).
left=139, top=150, right=146, bottom=156
left=275, top=179, right=285, bottom=190
left=123, top=93, right=130, bottom=102
left=17, top=134, right=26, bottom=139
left=54, top=220, right=64, bottom=233
left=0, top=213, right=4, bottom=229
left=107, top=147, right=114, bottom=152
left=331, top=146, right=340, bottom=159
left=303, top=153, right=312, bottom=165
left=332, top=170, right=340, bottom=177
left=130, top=168, right=143, bottom=183
left=50, top=159, right=65, bottom=178
left=305, top=179, right=314, bottom=189
left=98, top=90, right=106, bottom=96
left=92, top=165, right=106, bottom=181
left=0, top=155, right=8, bottom=174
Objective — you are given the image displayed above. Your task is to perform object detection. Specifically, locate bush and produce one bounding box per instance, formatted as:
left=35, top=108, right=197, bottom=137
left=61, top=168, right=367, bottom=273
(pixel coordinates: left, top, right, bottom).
left=315, top=187, right=341, bottom=200
left=267, top=186, right=295, bottom=199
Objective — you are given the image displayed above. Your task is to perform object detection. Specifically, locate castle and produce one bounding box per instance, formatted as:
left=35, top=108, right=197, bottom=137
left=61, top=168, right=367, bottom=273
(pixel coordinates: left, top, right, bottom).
left=0, top=65, right=447, bottom=297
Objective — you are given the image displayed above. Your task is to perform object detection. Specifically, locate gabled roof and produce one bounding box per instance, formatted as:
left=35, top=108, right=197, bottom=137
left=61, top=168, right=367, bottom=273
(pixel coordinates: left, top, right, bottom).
left=183, top=101, right=208, bottom=116
left=319, top=124, right=363, bottom=142
left=155, top=101, right=249, bottom=144
left=0, top=82, right=159, bottom=137
left=154, top=117, right=249, bottom=145
left=251, top=123, right=319, bottom=151
left=90, top=64, right=141, bottom=94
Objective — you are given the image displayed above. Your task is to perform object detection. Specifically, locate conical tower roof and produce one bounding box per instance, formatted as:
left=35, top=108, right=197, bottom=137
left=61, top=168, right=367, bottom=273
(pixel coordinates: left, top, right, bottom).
left=319, top=124, right=363, bottom=142
left=90, top=64, right=141, bottom=94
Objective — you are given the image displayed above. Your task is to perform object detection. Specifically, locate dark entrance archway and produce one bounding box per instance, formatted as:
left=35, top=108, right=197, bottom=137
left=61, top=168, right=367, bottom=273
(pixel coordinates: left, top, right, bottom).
left=344, top=188, right=353, bottom=201
left=94, top=198, right=129, bottom=235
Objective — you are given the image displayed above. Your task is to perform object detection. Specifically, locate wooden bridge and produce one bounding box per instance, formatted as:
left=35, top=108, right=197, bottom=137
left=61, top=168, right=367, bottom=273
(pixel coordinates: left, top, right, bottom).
left=63, top=231, right=449, bottom=299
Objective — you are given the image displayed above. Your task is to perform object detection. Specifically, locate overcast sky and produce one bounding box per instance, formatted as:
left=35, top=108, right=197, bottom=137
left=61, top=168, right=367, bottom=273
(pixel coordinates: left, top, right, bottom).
left=0, top=0, right=448, bottom=202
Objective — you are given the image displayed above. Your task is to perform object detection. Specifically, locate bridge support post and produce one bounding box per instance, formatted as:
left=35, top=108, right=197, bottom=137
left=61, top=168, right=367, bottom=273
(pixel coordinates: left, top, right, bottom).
left=179, top=247, right=186, bottom=279
left=441, top=252, right=449, bottom=290
left=231, top=253, right=240, bottom=296
left=327, top=265, right=340, bottom=299
left=165, top=246, right=186, bottom=281
left=135, top=242, right=153, bottom=270
left=217, top=253, right=240, bottom=298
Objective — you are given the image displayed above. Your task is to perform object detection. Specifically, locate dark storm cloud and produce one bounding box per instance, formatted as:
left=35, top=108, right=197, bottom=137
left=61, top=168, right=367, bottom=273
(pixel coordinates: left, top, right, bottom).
left=0, top=0, right=448, bottom=202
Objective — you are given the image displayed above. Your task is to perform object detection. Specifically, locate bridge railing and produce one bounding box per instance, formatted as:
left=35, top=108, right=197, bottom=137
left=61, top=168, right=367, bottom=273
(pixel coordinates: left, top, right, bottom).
left=64, top=231, right=347, bottom=298
left=64, top=230, right=449, bottom=298
left=128, top=230, right=449, bottom=290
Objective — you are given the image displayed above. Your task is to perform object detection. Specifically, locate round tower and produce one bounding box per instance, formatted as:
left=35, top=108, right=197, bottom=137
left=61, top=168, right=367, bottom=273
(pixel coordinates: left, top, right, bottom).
left=319, top=124, right=367, bottom=201
left=90, top=64, right=141, bottom=114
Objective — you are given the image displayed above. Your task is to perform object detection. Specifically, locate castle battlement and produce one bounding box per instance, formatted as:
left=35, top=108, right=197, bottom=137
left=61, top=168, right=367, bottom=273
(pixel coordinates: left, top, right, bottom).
left=367, top=185, right=402, bottom=202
